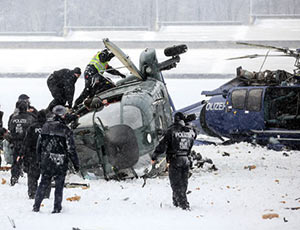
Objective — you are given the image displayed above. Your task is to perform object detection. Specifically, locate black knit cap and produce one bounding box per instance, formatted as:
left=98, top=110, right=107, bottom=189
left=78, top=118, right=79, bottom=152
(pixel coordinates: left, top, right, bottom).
left=18, top=94, right=30, bottom=101
left=73, top=67, right=81, bottom=75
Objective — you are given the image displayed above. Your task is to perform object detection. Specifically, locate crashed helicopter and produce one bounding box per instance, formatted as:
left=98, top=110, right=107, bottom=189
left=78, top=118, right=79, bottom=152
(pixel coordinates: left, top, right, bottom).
left=179, top=42, right=300, bottom=151
left=71, top=39, right=187, bottom=179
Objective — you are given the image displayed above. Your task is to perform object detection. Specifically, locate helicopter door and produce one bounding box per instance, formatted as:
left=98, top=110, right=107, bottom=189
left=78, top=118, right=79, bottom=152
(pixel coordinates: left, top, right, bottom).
left=264, top=87, right=300, bottom=129
left=228, top=88, right=264, bottom=136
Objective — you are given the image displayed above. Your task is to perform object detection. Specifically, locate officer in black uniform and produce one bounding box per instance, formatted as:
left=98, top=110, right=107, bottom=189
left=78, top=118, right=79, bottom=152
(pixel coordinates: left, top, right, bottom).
left=151, top=112, right=196, bottom=210
left=8, top=101, right=35, bottom=186
left=47, top=67, right=81, bottom=111
left=73, top=49, right=125, bottom=109
left=18, top=94, right=38, bottom=116
left=8, top=94, right=38, bottom=127
left=21, top=110, right=51, bottom=199
left=33, top=105, right=80, bottom=213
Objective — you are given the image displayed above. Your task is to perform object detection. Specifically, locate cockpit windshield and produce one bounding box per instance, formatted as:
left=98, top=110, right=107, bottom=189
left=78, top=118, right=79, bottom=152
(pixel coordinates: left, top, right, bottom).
left=94, top=102, right=143, bottom=130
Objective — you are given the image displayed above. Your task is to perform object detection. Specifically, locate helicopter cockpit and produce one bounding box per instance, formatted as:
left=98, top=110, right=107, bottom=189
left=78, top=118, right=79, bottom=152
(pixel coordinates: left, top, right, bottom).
left=264, top=87, right=300, bottom=129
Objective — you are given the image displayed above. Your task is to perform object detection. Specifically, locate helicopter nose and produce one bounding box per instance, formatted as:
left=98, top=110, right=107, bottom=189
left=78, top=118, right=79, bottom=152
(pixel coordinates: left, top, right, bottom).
left=104, top=124, right=139, bottom=169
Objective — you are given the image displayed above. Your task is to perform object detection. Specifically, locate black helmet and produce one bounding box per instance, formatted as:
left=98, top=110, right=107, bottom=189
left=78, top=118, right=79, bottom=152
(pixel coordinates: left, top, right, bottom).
left=18, top=94, right=30, bottom=101
left=52, top=105, right=67, bottom=117
left=174, top=112, right=185, bottom=123
left=73, top=67, right=81, bottom=75
left=98, top=49, right=109, bottom=62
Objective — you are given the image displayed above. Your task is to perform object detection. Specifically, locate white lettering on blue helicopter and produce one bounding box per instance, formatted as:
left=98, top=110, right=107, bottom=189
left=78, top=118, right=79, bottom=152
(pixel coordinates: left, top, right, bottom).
left=206, top=102, right=225, bottom=111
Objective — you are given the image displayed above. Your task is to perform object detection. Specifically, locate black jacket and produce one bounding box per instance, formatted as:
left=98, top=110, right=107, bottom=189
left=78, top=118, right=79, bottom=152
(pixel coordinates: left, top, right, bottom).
left=152, top=121, right=196, bottom=163
left=21, top=120, right=45, bottom=169
left=37, top=116, right=79, bottom=174
left=47, top=69, right=78, bottom=107
left=8, top=111, right=35, bottom=148
left=8, top=105, right=38, bottom=129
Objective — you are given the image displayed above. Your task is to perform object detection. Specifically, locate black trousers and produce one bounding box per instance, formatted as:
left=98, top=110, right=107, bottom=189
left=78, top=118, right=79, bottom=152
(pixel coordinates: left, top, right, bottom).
left=27, top=165, right=51, bottom=199
left=75, top=73, right=114, bottom=106
left=47, top=84, right=67, bottom=111
left=34, top=170, right=66, bottom=211
left=10, top=144, right=23, bottom=185
left=168, top=157, right=190, bottom=209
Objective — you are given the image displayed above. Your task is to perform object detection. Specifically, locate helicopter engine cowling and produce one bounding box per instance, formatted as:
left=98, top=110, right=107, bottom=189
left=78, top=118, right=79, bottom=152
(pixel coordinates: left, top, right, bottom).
left=104, top=124, right=139, bottom=169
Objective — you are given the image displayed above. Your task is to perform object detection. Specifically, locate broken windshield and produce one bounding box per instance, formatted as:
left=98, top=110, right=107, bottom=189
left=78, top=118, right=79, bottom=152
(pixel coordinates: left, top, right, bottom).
left=94, top=102, right=143, bottom=130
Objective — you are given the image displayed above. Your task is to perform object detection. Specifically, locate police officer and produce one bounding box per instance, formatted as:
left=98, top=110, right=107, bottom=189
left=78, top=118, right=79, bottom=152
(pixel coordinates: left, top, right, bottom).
left=73, top=49, right=125, bottom=109
left=84, top=49, right=125, bottom=86
left=33, top=105, right=80, bottom=213
left=21, top=110, right=51, bottom=199
left=47, top=67, right=81, bottom=111
left=8, top=94, right=38, bottom=127
left=8, top=101, right=35, bottom=186
left=151, top=112, right=196, bottom=210
left=18, top=94, right=38, bottom=116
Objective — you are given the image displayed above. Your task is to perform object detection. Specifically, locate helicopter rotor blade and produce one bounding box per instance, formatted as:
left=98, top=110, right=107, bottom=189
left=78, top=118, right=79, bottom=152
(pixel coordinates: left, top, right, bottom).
left=226, top=54, right=289, bottom=60
left=236, top=42, right=290, bottom=53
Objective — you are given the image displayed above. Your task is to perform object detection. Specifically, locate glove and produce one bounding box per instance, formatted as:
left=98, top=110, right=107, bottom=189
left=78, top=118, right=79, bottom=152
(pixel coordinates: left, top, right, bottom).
left=90, top=97, right=104, bottom=109
left=73, top=104, right=78, bottom=110
left=120, top=73, right=126, bottom=78
left=64, top=113, right=79, bottom=124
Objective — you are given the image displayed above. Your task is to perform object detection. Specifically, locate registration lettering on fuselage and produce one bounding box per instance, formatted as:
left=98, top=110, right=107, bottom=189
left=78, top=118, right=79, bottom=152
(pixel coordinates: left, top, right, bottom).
left=206, top=102, right=225, bottom=111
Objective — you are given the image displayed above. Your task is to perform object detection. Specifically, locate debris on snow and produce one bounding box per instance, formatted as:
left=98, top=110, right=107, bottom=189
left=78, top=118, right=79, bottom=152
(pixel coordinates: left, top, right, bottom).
left=262, top=213, right=279, bottom=219
left=66, top=195, right=81, bottom=202
left=244, top=165, right=256, bottom=170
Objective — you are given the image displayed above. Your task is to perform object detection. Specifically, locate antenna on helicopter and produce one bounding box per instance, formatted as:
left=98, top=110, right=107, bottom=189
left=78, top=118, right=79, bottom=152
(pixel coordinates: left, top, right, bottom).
left=259, top=50, right=270, bottom=72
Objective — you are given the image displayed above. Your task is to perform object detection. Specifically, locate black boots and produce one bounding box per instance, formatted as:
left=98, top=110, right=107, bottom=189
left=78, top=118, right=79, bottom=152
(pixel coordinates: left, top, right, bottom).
left=32, top=206, right=40, bottom=212
left=51, top=208, right=61, bottom=214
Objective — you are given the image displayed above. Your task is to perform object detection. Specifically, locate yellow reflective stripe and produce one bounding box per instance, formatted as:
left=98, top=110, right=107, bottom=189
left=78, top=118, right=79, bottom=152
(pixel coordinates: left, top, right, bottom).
left=89, top=52, right=108, bottom=74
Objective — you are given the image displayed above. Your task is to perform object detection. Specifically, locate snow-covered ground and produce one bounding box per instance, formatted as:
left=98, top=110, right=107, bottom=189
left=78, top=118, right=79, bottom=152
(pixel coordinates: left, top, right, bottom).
left=1, top=142, right=300, bottom=230
left=1, top=21, right=300, bottom=229
left=0, top=77, right=300, bottom=230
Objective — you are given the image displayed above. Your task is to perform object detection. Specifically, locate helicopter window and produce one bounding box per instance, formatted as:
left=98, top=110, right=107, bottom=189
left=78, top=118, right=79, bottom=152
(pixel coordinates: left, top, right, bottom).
left=232, top=89, right=247, bottom=110
left=246, top=89, right=263, bottom=112
left=94, top=103, right=143, bottom=130
left=95, top=102, right=121, bottom=127
left=123, top=105, right=143, bottom=129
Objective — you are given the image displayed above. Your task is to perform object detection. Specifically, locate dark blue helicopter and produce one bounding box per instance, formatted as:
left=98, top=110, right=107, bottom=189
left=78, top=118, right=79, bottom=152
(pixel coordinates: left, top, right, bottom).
left=178, top=42, right=300, bottom=150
